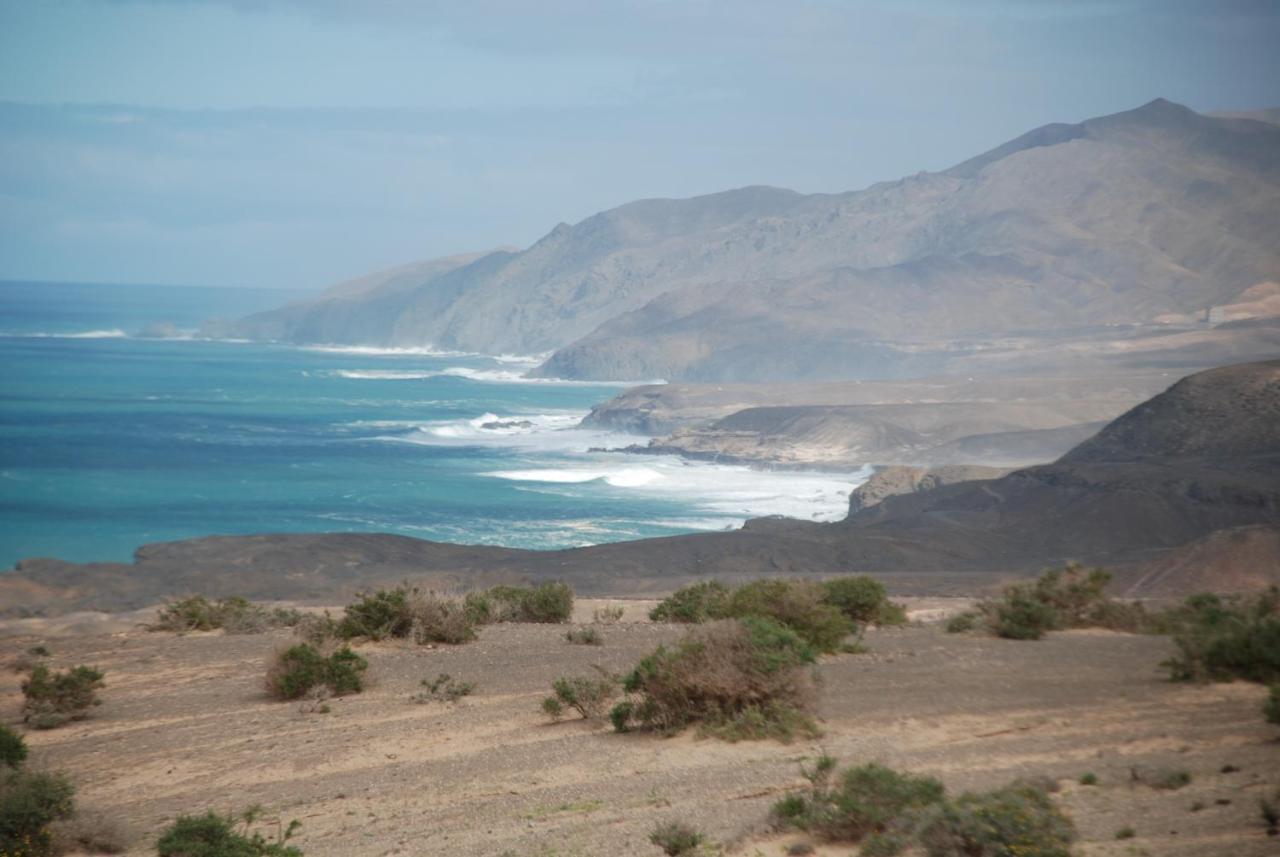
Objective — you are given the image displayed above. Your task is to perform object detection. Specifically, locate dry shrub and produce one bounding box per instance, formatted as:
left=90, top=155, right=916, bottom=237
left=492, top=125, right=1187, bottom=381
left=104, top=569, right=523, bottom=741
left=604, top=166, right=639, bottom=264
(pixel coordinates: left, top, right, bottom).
left=464, top=582, right=574, bottom=624
left=265, top=643, right=367, bottom=701
left=542, top=668, right=619, bottom=721
left=51, top=809, right=131, bottom=854
left=593, top=604, right=625, bottom=624
left=149, top=595, right=300, bottom=634
left=409, top=592, right=476, bottom=644
left=22, top=664, right=105, bottom=729
left=610, top=617, right=818, bottom=740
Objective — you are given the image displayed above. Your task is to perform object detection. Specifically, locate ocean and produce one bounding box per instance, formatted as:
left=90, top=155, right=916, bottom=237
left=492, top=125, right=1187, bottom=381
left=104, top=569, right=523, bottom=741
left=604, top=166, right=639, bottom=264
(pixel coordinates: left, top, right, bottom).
left=0, top=281, right=867, bottom=569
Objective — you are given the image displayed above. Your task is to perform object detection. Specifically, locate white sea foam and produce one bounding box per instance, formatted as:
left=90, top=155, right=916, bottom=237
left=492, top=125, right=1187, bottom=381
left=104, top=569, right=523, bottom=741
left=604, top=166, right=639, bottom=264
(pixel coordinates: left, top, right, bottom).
left=485, top=458, right=870, bottom=524
left=302, top=343, right=480, bottom=358
left=331, top=366, right=658, bottom=386
left=4, top=328, right=128, bottom=339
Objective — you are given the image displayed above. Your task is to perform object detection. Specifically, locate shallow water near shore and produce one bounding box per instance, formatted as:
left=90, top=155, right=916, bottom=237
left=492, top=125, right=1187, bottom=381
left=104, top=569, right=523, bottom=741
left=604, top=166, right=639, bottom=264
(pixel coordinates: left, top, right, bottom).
left=0, top=281, right=866, bottom=567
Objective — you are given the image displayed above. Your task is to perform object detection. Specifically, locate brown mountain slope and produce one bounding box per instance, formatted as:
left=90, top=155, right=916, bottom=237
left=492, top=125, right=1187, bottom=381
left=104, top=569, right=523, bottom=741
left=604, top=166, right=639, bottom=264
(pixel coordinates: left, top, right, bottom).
left=219, top=100, right=1280, bottom=382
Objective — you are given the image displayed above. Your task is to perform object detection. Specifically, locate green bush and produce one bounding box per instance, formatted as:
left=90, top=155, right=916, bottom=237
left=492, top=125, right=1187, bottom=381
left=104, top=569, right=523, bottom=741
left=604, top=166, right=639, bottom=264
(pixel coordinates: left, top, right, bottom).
left=611, top=617, right=818, bottom=741
left=21, top=665, right=105, bottom=729
left=466, top=582, right=575, bottom=624
left=149, top=595, right=301, bottom=634
left=0, top=727, right=26, bottom=770
left=944, top=612, right=977, bottom=634
left=565, top=627, right=602, bottom=646
left=264, top=644, right=367, bottom=701
left=649, top=581, right=732, bottom=623
left=412, top=674, right=474, bottom=704
left=337, top=587, right=415, bottom=640
left=1266, top=685, right=1280, bottom=725
left=993, top=590, right=1059, bottom=640
left=917, top=783, right=1075, bottom=856
left=1161, top=589, right=1280, bottom=684
left=722, top=579, right=854, bottom=653
left=542, top=671, right=618, bottom=721
left=409, top=593, right=476, bottom=645
left=156, top=808, right=301, bottom=857
left=821, top=576, right=907, bottom=631
left=649, top=821, right=705, bottom=855
left=772, top=758, right=945, bottom=844
left=0, top=769, right=75, bottom=857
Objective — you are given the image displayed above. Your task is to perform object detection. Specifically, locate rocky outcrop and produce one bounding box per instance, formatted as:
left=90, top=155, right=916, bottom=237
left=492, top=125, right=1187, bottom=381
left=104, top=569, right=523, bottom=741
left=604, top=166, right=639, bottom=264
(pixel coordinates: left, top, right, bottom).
left=846, top=466, right=1012, bottom=514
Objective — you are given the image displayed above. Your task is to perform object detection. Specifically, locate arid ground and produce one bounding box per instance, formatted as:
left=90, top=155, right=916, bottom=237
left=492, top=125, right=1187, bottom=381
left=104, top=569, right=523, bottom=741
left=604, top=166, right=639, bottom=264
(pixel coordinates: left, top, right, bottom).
left=3, top=599, right=1277, bottom=856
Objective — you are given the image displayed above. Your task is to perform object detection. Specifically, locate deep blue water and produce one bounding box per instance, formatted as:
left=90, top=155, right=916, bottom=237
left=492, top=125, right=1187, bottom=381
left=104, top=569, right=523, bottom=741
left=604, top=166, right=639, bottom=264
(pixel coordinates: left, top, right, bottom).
left=0, top=281, right=863, bottom=568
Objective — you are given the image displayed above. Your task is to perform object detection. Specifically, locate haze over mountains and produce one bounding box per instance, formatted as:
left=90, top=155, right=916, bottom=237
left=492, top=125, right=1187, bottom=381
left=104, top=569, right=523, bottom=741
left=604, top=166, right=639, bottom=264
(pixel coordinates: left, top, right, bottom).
left=215, top=99, right=1280, bottom=383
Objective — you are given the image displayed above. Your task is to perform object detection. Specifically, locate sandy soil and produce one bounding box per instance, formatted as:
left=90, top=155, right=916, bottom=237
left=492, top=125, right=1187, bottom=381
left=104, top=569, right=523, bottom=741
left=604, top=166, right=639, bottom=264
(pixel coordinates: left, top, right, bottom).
left=2, top=599, right=1277, bottom=856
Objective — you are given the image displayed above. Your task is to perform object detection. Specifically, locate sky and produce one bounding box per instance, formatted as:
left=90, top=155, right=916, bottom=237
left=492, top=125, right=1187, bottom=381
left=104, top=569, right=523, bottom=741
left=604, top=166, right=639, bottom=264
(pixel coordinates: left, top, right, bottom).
left=1, top=1, right=1278, bottom=291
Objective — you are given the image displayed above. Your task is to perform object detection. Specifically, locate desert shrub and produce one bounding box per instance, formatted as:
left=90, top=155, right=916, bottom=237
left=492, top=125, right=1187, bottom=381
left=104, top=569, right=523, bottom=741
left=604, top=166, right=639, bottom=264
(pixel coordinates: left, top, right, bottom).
left=772, top=757, right=945, bottom=844
left=337, top=587, right=414, bottom=640
left=565, top=627, right=602, bottom=646
left=593, top=604, right=625, bottom=624
left=409, top=593, right=477, bottom=644
left=467, top=582, right=574, bottom=624
left=292, top=612, right=339, bottom=646
left=1078, top=772, right=1097, bottom=786
left=649, top=821, right=705, bottom=855
left=649, top=581, right=732, bottom=623
left=50, top=809, right=129, bottom=854
left=149, top=595, right=301, bottom=634
left=944, top=612, right=978, bottom=634
left=264, top=644, right=367, bottom=701
left=412, top=674, right=474, bottom=704
left=1261, top=789, right=1280, bottom=836
left=156, top=808, right=301, bottom=857
left=917, top=782, right=1075, bottom=857
left=542, top=671, right=618, bottom=721
left=610, top=617, right=818, bottom=741
left=1133, top=768, right=1191, bottom=791
left=1161, top=589, right=1280, bottom=684
left=21, top=665, right=105, bottom=729
left=0, top=727, right=26, bottom=770
left=821, top=576, right=907, bottom=632
left=992, top=590, right=1060, bottom=640
left=723, top=579, right=854, bottom=653
left=0, top=769, right=75, bottom=857
left=1266, top=686, right=1280, bottom=725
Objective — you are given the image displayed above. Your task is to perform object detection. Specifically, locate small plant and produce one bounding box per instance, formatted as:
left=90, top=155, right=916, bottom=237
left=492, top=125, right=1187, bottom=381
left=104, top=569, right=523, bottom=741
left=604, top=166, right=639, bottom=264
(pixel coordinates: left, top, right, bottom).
left=593, top=604, right=625, bottom=624
left=1160, top=588, right=1280, bottom=683
left=918, top=782, right=1076, bottom=856
left=722, top=579, right=854, bottom=653
left=465, top=582, right=574, bottom=624
left=1078, top=772, right=1097, bottom=786
left=26, top=646, right=49, bottom=658
left=945, top=612, right=978, bottom=633
left=649, top=581, right=732, bottom=623
left=1132, top=767, right=1191, bottom=791
left=156, top=807, right=302, bottom=857
left=1265, top=685, right=1280, bottom=724
left=1259, top=788, right=1279, bottom=836
left=1115, top=827, right=1136, bottom=840
left=820, top=576, right=907, bottom=637
left=413, top=673, right=475, bottom=704
left=0, top=768, right=75, bottom=857
left=408, top=593, right=477, bottom=645
left=772, top=757, right=945, bottom=844
left=21, top=664, right=105, bottom=729
left=0, top=726, right=26, bottom=770
left=542, top=670, right=618, bottom=721
left=149, top=595, right=301, bottom=634
left=610, top=617, right=819, bottom=741
left=565, top=627, right=602, bottom=646
left=292, top=612, right=339, bottom=646
left=649, top=820, right=705, bottom=856
left=265, top=644, right=367, bottom=701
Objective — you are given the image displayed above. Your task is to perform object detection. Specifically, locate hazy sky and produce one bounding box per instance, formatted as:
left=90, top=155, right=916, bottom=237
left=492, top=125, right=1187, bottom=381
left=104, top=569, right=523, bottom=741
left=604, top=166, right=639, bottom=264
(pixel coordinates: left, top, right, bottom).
left=2, top=0, right=1277, bottom=291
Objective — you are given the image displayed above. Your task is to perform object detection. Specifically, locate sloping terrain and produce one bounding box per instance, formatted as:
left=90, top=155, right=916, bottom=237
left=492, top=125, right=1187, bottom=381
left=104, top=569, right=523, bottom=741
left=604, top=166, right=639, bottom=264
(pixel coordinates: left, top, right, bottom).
left=218, top=100, right=1280, bottom=383
left=2, top=606, right=1276, bottom=856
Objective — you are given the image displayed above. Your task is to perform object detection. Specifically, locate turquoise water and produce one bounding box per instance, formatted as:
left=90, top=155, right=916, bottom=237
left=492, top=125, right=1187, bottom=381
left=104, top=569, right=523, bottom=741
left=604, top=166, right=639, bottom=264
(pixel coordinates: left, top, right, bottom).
left=0, top=281, right=864, bottom=568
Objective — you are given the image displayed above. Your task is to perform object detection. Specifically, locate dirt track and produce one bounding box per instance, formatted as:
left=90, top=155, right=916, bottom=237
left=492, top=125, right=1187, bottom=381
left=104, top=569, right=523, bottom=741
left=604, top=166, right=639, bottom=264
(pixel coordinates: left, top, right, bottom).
left=3, top=599, right=1277, bottom=856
